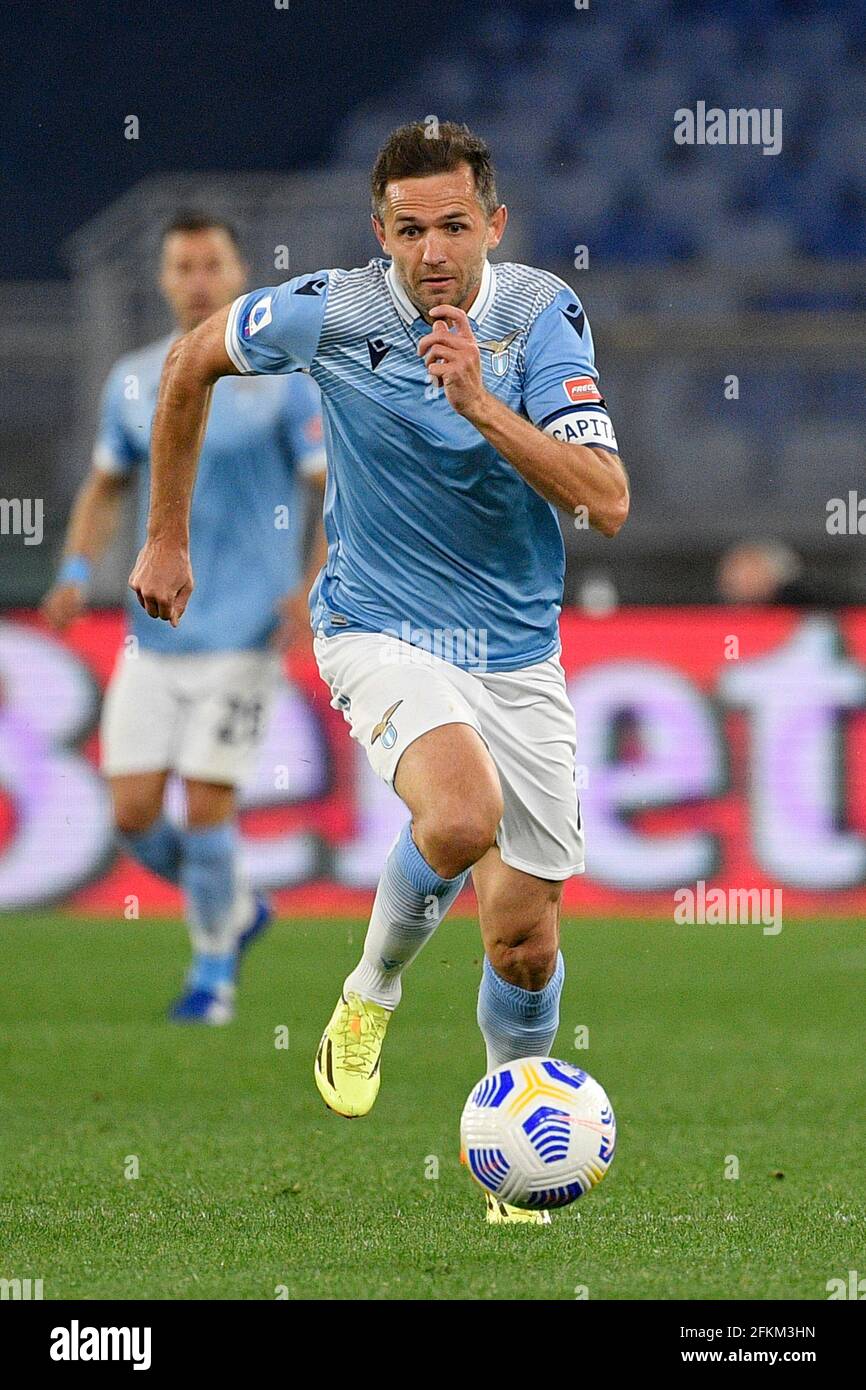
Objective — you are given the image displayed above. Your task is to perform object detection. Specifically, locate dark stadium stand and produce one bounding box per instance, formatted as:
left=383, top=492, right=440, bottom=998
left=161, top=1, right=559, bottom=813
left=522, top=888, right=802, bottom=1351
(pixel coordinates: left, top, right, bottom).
left=334, top=0, right=866, bottom=273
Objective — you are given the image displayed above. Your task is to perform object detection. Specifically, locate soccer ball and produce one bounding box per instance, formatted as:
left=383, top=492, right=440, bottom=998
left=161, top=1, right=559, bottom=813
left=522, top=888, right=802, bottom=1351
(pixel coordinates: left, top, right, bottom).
left=460, top=1057, right=616, bottom=1210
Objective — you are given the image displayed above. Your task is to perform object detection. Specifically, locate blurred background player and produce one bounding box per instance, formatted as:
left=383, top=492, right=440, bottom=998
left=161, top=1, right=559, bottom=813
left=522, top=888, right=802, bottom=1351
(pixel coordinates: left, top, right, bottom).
left=41, top=212, right=327, bottom=1024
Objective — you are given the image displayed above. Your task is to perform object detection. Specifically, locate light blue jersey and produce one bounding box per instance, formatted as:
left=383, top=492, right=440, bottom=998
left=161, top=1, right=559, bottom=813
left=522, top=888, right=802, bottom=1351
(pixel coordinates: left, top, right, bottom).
left=94, top=335, right=325, bottom=654
left=224, top=259, right=619, bottom=672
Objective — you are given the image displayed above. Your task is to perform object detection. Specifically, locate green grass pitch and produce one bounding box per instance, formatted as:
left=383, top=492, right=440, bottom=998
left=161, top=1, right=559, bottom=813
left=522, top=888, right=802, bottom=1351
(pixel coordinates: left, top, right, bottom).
left=0, top=912, right=862, bottom=1300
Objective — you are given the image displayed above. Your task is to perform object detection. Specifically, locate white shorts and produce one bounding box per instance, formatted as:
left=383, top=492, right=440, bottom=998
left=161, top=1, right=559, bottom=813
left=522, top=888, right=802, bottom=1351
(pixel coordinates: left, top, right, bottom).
left=314, top=630, right=584, bottom=881
left=100, top=647, right=281, bottom=785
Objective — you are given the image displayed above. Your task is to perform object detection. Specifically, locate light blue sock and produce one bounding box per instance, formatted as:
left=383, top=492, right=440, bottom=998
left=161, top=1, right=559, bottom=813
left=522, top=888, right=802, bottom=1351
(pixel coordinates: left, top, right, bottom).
left=179, top=823, right=239, bottom=987
left=477, top=951, right=565, bottom=1071
left=120, top=816, right=183, bottom=884
left=344, top=820, right=468, bottom=1008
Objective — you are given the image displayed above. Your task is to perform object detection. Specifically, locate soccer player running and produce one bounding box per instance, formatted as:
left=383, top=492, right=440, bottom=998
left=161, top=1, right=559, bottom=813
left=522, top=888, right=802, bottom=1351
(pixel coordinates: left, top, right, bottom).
left=129, top=125, right=629, bottom=1221
left=42, top=212, right=327, bottom=1025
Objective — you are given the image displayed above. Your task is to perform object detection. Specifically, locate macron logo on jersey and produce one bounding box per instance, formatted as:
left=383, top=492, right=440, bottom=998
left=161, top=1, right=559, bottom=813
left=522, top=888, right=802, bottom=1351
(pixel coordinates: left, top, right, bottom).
left=244, top=296, right=273, bottom=338
left=563, top=375, right=603, bottom=404
left=367, top=337, right=392, bottom=371
left=293, top=276, right=327, bottom=297
left=561, top=303, right=586, bottom=338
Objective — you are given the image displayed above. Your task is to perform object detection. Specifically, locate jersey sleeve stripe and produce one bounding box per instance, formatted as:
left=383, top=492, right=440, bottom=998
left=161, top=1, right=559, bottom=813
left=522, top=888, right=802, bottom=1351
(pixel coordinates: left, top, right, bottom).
left=224, top=295, right=254, bottom=375
left=538, top=402, right=610, bottom=430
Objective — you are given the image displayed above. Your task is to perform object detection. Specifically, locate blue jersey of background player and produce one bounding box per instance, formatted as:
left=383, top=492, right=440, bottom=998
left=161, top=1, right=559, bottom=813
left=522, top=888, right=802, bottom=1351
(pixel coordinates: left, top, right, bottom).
left=43, top=212, right=327, bottom=1025
left=94, top=333, right=324, bottom=655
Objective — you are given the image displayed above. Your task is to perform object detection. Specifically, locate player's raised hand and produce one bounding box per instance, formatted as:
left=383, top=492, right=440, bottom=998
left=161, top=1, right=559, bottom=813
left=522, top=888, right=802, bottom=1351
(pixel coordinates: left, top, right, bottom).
left=128, top=538, right=194, bottom=626
left=418, top=305, right=487, bottom=419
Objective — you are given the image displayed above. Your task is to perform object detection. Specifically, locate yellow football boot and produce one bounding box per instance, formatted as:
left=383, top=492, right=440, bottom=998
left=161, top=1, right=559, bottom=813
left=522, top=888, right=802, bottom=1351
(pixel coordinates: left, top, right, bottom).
left=484, top=1193, right=552, bottom=1226
left=314, top=991, right=391, bottom=1118
left=458, top=1150, right=552, bottom=1225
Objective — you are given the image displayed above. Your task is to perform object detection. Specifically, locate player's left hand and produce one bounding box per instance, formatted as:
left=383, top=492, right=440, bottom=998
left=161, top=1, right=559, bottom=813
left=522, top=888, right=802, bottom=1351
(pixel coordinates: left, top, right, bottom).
left=273, top=588, right=310, bottom=652
left=418, top=306, right=488, bottom=419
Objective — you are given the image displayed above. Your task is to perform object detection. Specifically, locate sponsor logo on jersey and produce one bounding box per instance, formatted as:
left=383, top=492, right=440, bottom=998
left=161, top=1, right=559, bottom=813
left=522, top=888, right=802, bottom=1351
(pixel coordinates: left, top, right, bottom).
left=371, top=699, right=402, bottom=749
left=245, top=295, right=273, bottom=338
left=478, top=329, right=520, bottom=377
left=562, top=375, right=603, bottom=404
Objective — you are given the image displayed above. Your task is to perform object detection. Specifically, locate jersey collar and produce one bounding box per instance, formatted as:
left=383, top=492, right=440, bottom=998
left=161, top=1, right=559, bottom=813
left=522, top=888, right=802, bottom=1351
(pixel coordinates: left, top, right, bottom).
left=385, top=258, right=496, bottom=328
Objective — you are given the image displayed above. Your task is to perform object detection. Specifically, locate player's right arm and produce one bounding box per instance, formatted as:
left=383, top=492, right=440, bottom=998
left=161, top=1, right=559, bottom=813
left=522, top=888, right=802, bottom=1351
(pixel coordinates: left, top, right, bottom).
left=129, top=305, right=238, bottom=626
left=130, top=273, right=329, bottom=625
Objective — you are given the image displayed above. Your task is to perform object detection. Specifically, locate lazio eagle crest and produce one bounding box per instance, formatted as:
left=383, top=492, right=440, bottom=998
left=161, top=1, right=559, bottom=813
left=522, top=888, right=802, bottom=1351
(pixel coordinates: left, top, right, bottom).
left=478, top=329, right=520, bottom=377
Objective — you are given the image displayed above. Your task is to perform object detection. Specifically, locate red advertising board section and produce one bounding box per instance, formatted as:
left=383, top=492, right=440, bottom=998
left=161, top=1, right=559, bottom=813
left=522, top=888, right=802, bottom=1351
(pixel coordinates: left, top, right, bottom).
left=5, top=606, right=866, bottom=916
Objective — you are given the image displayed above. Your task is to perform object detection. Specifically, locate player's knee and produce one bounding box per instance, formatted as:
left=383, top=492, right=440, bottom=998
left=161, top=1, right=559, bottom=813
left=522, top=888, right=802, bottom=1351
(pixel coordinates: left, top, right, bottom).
left=415, top=802, right=500, bottom=878
left=486, top=886, right=560, bottom=989
left=488, top=926, right=558, bottom=991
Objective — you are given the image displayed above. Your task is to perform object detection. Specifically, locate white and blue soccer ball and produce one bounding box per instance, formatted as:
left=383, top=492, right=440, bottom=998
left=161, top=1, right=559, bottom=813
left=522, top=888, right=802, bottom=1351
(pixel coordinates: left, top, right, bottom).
left=460, top=1057, right=616, bottom=1210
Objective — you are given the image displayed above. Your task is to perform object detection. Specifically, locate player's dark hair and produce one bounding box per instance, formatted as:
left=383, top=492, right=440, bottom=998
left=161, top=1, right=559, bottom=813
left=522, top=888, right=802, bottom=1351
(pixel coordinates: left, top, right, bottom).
left=371, top=121, right=500, bottom=220
left=161, top=211, right=243, bottom=251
